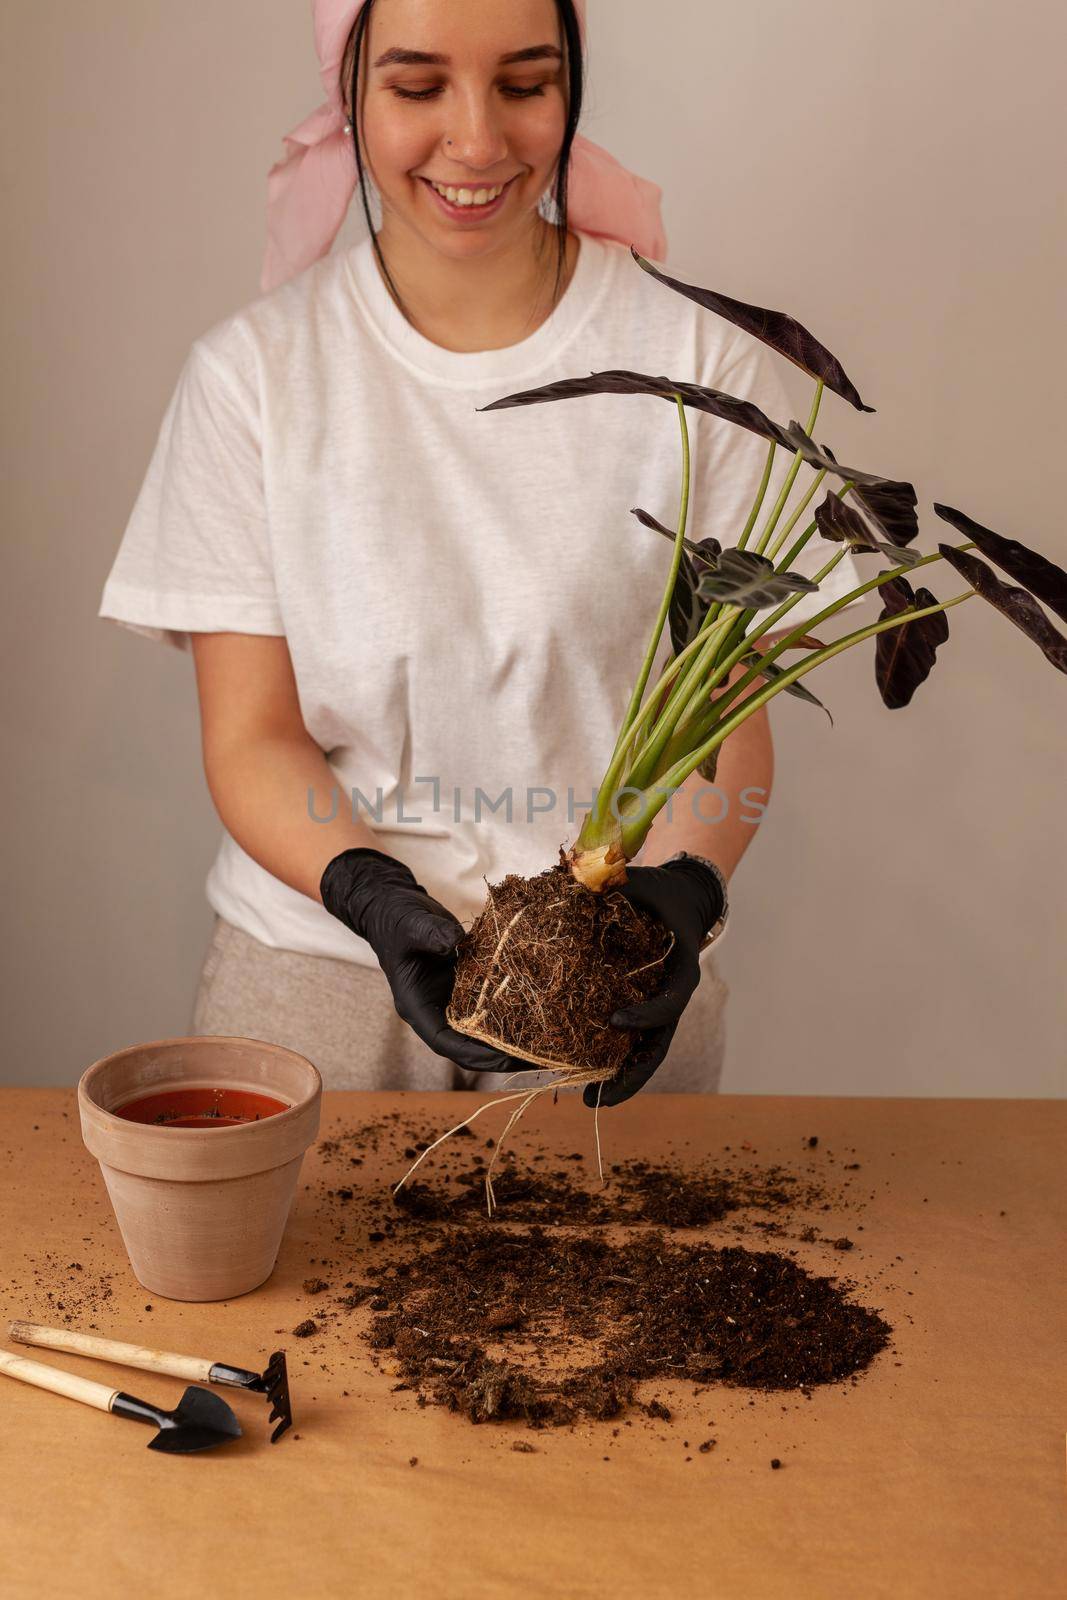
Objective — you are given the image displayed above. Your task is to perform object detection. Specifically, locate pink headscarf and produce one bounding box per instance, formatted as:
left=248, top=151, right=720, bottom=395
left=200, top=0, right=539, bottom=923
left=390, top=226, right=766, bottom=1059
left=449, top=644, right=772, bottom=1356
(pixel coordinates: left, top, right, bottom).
left=260, top=0, right=667, bottom=293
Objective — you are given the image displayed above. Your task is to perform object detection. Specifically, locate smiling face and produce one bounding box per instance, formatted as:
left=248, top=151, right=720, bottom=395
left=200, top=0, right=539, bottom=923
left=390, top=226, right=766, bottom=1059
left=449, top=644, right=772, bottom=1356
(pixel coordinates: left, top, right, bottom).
left=356, top=0, right=572, bottom=261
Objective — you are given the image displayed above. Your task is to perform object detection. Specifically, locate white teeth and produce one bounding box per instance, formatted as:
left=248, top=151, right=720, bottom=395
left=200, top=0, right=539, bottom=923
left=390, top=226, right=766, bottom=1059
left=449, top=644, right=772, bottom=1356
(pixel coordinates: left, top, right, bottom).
left=429, top=180, right=505, bottom=207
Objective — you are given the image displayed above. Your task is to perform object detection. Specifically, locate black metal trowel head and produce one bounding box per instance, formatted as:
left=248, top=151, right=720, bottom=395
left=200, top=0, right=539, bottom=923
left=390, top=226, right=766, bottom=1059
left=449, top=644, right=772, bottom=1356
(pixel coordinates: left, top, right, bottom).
left=111, top=1386, right=243, bottom=1453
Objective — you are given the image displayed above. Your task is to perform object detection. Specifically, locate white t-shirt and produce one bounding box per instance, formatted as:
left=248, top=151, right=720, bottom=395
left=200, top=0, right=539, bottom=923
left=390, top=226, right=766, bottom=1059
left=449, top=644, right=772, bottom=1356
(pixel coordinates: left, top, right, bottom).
left=99, top=230, right=866, bottom=967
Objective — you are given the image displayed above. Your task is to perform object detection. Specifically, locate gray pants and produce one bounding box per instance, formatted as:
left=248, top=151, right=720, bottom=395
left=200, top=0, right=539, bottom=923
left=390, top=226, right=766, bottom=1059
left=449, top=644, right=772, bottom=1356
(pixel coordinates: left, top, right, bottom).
left=190, top=915, right=729, bottom=1094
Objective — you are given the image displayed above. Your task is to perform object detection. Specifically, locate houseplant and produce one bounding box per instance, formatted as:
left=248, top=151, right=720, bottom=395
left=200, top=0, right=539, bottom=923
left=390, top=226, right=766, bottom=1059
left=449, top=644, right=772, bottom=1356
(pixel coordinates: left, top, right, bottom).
left=441, top=250, right=1066, bottom=1100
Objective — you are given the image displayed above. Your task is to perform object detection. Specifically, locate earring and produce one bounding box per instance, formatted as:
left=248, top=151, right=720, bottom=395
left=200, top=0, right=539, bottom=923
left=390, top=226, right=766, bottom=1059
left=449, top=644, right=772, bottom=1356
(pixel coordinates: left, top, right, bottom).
left=343, top=121, right=353, bottom=135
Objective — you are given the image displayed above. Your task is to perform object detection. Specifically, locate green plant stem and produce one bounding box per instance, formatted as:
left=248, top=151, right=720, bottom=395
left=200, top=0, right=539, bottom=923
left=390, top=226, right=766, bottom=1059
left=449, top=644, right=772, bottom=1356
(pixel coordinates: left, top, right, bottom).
left=678, top=478, right=860, bottom=721
left=702, top=380, right=823, bottom=640
left=625, top=477, right=866, bottom=785
left=647, top=535, right=979, bottom=802
left=577, top=535, right=980, bottom=860
left=589, top=396, right=692, bottom=831
left=694, top=545, right=849, bottom=718
left=576, top=376, right=982, bottom=864
left=609, top=586, right=975, bottom=856
left=654, top=589, right=976, bottom=800
left=608, top=612, right=733, bottom=760
left=735, top=440, right=777, bottom=551
left=750, top=380, right=824, bottom=557
left=624, top=382, right=830, bottom=787
left=628, top=530, right=842, bottom=792
left=687, top=536, right=978, bottom=742
left=697, top=489, right=857, bottom=716
left=765, top=467, right=828, bottom=562
left=622, top=608, right=744, bottom=792
left=772, top=484, right=852, bottom=579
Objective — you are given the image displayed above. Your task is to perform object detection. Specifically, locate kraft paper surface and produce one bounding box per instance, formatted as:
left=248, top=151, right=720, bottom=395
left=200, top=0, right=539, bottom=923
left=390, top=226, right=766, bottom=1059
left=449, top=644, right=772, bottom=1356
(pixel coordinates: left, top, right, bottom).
left=0, top=1089, right=1063, bottom=1600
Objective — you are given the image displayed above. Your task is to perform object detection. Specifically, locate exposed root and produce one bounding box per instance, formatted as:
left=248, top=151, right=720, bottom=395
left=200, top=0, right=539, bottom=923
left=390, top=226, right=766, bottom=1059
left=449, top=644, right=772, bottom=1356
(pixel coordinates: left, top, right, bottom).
left=410, top=856, right=674, bottom=1207
left=446, top=857, right=673, bottom=1083
left=593, top=1080, right=605, bottom=1187
left=486, top=1088, right=547, bottom=1214
left=467, top=906, right=530, bottom=1029
left=449, top=1017, right=620, bottom=1079
left=394, top=1070, right=612, bottom=1216
left=390, top=1092, right=533, bottom=1197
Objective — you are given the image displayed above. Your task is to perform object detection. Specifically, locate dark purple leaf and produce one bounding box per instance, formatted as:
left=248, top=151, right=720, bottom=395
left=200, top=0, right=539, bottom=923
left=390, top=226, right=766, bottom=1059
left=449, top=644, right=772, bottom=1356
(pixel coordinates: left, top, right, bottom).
left=667, top=553, right=706, bottom=655
left=874, top=577, right=950, bottom=708
left=849, top=478, right=920, bottom=548
left=480, top=377, right=917, bottom=542
left=937, top=544, right=1067, bottom=675
left=934, top=504, right=1067, bottom=625
left=478, top=369, right=797, bottom=452
left=630, top=247, right=874, bottom=413
left=630, top=507, right=721, bottom=569
left=478, top=369, right=685, bottom=410
left=738, top=651, right=834, bottom=725
left=629, top=508, right=721, bottom=654
left=815, top=491, right=877, bottom=550
left=790, top=431, right=919, bottom=545
left=697, top=548, right=819, bottom=608
left=631, top=505, right=678, bottom=541
left=814, top=493, right=922, bottom=568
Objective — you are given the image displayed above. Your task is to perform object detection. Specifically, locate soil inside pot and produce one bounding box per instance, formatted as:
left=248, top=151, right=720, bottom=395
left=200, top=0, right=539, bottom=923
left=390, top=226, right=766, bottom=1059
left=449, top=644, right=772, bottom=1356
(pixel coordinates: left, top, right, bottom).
left=446, top=854, right=673, bottom=1078
left=114, top=1086, right=291, bottom=1128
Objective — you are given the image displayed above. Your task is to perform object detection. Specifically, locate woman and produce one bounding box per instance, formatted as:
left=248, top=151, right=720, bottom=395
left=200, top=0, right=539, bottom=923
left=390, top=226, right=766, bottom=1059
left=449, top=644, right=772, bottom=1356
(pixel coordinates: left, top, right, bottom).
left=99, top=0, right=861, bottom=1103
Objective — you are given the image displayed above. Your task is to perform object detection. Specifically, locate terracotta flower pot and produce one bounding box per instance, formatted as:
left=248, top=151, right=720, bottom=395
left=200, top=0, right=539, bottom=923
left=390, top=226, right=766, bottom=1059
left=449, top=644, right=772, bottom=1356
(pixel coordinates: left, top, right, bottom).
left=78, top=1036, right=321, bottom=1302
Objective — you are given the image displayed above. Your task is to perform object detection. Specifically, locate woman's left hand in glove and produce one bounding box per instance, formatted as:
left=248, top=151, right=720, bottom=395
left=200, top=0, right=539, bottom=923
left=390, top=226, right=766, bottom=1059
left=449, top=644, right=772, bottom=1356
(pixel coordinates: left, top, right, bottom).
left=584, top=851, right=728, bottom=1109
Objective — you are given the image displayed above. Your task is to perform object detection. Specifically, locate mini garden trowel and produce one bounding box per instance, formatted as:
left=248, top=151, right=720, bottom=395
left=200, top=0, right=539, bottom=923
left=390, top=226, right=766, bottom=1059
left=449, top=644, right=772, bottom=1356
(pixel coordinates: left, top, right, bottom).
left=9, top=1321, right=292, bottom=1442
left=0, top=1348, right=241, bottom=1453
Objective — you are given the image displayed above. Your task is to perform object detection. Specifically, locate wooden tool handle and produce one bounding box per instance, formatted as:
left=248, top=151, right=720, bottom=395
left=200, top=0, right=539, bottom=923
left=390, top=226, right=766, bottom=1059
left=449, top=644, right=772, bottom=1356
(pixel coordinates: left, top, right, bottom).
left=8, top=1321, right=213, bottom=1383
left=0, top=1349, right=118, bottom=1412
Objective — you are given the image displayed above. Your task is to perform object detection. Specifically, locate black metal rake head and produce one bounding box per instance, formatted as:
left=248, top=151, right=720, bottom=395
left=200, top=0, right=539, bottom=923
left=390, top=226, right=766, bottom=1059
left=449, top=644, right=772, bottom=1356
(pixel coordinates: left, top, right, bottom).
left=209, top=1349, right=292, bottom=1442
left=260, top=1350, right=292, bottom=1443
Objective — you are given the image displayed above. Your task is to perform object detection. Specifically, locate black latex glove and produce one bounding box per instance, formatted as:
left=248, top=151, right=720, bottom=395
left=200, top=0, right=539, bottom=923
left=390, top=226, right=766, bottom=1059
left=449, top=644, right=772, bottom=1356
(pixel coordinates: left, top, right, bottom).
left=320, top=847, right=521, bottom=1075
left=584, top=852, right=728, bottom=1109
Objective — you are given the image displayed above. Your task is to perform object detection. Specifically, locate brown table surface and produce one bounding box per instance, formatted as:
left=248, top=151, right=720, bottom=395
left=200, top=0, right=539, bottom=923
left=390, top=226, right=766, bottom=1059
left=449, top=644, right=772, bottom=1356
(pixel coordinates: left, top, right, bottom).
left=0, top=1088, right=1063, bottom=1599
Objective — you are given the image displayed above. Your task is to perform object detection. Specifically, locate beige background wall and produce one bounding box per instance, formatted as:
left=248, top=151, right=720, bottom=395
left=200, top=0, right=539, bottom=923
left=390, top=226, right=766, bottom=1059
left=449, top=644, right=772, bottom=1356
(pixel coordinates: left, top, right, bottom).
left=3, top=0, right=1064, bottom=1093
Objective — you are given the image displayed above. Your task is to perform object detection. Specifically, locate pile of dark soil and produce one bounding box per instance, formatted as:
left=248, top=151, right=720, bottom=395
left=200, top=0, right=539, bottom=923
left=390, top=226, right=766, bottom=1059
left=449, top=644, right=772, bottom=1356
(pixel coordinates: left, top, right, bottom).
left=364, top=1227, right=891, bottom=1426
left=308, top=1117, right=891, bottom=1428
left=288, top=1114, right=892, bottom=1430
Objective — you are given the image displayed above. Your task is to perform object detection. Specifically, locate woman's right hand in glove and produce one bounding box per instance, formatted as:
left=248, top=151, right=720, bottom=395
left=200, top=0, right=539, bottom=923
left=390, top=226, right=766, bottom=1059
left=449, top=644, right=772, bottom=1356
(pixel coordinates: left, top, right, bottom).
left=320, top=846, right=520, bottom=1074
